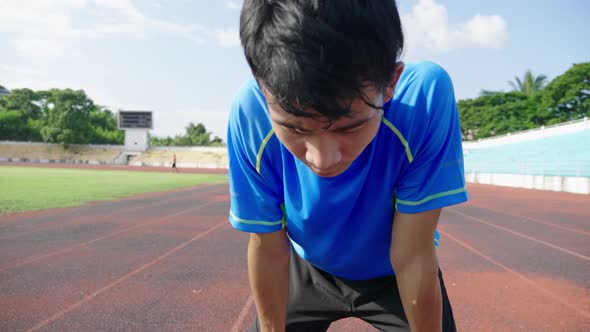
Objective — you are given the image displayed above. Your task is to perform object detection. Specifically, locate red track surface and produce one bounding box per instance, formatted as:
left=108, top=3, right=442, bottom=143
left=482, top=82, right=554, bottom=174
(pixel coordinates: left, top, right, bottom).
left=1, top=164, right=589, bottom=331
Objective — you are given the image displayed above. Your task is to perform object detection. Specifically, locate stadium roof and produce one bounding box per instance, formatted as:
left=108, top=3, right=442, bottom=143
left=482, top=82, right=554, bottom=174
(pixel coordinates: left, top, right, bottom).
left=0, top=85, right=10, bottom=97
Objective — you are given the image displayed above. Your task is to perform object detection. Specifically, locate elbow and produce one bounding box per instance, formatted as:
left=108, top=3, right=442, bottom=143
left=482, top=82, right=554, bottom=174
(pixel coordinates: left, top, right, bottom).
left=248, top=230, right=290, bottom=262
left=390, top=256, right=405, bottom=275
left=390, top=245, right=437, bottom=275
left=390, top=244, right=410, bottom=273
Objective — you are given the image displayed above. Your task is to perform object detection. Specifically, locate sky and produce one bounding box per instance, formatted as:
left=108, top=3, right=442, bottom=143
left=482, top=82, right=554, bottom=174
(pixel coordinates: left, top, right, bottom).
left=1, top=0, right=589, bottom=140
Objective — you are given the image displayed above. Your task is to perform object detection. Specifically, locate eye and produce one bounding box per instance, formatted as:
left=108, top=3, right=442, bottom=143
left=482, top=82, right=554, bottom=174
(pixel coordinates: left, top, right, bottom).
left=286, top=126, right=311, bottom=135
left=339, top=122, right=368, bottom=134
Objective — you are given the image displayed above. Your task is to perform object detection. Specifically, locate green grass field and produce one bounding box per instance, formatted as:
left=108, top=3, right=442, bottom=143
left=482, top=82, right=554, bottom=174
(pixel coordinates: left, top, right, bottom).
left=0, top=166, right=227, bottom=213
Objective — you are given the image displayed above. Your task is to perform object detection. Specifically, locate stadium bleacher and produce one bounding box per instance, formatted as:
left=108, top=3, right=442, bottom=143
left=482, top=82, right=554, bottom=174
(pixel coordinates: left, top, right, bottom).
left=0, top=144, right=124, bottom=164
left=130, top=148, right=228, bottom=169
left=464, top=130, right=590, bottom=177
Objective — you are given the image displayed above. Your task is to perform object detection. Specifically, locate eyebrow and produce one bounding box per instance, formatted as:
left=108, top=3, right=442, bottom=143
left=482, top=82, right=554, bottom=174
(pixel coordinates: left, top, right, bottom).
left=272, top=119, right=313, bottom=132
left=332, top=117, right=372, bottom=132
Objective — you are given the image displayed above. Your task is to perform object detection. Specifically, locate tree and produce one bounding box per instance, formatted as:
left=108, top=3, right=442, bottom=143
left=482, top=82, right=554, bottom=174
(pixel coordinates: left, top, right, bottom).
left=458, top=91, right=538, bottom=140
left=89, top=106, right=124, bottom=144
left=508, top=70, right=548, bottom=97
left=185, top=122, right=213, bottom=145
left=149, top=122, right=224, bottom=146
left=459, top=63, right=590, bottom=140
left=0, top=87, right=128, bottom=144
left=0, top=111, right=33, bottom=140
left=39, top=89, right=95, bottom=144
left=538, top=62, right=590, bottom=123
left=0, top=88, right=43, bottom=119
left=0, top=88, right=43, bottom=141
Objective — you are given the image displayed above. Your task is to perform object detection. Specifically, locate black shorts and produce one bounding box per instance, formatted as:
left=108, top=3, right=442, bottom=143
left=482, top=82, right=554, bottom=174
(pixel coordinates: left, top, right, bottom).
left=250, top=249, right=456, bottom=332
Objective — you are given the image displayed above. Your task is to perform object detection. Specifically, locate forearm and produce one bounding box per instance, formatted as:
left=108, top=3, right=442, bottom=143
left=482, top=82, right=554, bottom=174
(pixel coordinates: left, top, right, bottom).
left=394, top=253, right=442, bottom=332
left=247, top=233, right=290, bottom=332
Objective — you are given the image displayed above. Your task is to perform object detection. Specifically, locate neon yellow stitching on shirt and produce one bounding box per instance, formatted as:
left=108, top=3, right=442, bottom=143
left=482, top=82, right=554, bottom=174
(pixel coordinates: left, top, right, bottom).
left=230, top=210, right=284, bottom=226
left=382, top=117, right=413, bottom=163
left=396, top=187, right=467, bottom=209
left=256, top=129, right=275, bottom=174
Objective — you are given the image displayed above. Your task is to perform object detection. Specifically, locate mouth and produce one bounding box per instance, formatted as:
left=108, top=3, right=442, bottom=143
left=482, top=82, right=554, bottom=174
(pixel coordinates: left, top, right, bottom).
left=314, top=169, right=341, bottom=177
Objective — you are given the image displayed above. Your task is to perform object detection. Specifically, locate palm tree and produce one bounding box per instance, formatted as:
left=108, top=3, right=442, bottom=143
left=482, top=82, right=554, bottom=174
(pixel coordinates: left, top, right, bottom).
left=508, top=70, right=547, bottom=96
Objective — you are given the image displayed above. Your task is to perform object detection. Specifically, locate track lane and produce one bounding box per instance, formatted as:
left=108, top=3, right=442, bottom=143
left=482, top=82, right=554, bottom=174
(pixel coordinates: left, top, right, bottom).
left=1, top=178, right=589, bottom=331
left=0, top=186, right=225, bottom=270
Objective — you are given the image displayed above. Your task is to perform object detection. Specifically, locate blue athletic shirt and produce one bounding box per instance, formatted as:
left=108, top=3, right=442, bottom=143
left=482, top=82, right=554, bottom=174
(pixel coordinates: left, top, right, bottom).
left=227, top=61, right=468, bottom=280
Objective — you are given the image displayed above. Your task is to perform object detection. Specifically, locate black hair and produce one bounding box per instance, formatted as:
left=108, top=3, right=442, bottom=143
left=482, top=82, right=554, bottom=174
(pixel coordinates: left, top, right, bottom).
left=240, top=0, right=404, bottom=120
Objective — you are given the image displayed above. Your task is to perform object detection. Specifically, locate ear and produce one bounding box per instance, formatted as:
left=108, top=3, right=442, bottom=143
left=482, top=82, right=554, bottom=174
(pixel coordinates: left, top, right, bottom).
left=383, top=62, right=405, bottom=102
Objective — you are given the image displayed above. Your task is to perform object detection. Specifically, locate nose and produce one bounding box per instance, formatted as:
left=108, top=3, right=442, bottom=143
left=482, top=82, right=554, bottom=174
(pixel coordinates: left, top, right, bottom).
left=304, top=134, right=342, bottom=171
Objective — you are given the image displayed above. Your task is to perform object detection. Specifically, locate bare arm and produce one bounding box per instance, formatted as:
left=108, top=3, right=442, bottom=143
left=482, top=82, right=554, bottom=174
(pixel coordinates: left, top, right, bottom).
left=390, top=209, right=442, bottom=332
left=248, top=229, right=290, bottom=332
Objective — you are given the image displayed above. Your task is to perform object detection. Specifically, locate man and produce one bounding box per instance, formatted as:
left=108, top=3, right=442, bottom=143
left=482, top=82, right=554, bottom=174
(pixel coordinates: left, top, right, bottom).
left=171, top=154, right=178, bottom=173
left=227, top=1, right=468, bottom=331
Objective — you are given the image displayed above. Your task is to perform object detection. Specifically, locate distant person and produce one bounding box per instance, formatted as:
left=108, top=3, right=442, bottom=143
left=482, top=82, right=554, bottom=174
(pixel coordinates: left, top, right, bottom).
left=171, top=154, right=178, bottom=173
left=227, top=1, right=468, bottom=331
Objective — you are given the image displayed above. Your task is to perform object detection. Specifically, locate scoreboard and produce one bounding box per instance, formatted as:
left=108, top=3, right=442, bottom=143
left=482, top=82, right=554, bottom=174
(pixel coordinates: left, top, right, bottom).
left=118, top=111, right=153, bottom=129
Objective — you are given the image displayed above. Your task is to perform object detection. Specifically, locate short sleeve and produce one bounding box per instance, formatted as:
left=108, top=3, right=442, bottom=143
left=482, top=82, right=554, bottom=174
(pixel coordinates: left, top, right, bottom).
left=395, top=64, right=468, bottom=213
left=227, top=80, right=286, bottom=233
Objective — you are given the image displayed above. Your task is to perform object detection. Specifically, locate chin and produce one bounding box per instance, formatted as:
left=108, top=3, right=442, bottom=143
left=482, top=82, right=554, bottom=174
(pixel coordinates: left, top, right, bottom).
left=309, top=163, right=351, bottom=178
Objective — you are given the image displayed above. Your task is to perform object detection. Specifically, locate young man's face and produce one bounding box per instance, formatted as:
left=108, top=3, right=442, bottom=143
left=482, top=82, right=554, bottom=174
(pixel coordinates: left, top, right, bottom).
left=263, top=65, right=404, bottom=178
left=262, top=68, right=404, bottom=177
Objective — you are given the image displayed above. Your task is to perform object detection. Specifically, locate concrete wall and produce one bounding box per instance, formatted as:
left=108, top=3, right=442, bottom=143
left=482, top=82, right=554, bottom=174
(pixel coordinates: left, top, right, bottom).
left=124, top=129, right=149, bottom=151
left=149, top=146, right=226, bottom=153
left=0, top=141, right=126, bottom=164
left=0, top=140, right=125, bottom=149
left=465, top=172, right=590, bottom=194
left=128, top=160, right=227, bottom=169
left=0, top=141, right=228, bottom=168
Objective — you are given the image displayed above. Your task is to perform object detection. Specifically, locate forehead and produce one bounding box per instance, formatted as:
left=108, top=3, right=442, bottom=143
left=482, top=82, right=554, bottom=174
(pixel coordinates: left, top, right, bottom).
left=261, top=86, right=378, bottom=127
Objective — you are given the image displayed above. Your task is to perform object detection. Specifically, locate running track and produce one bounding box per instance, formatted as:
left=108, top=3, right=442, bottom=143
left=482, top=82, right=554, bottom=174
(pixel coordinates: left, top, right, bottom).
left=1, top=165, right=589, bottom=331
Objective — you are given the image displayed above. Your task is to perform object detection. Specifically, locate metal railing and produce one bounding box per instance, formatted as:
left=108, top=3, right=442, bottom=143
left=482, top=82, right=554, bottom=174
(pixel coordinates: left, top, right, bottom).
left=463, top=117, right=589, bottom=150
left=464, top=160, right=590, bottom=177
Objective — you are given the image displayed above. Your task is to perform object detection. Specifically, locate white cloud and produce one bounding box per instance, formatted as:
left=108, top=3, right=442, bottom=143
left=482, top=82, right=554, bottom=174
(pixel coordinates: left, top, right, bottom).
left=401, top=0, right=509, bottom=59
left=462, top=15, right=509, bottom=48
left=0, top=0, right=238, bottom=58
left=224, top=1, right=241, bottom=11
left=0, top=0, right=83, bottom=57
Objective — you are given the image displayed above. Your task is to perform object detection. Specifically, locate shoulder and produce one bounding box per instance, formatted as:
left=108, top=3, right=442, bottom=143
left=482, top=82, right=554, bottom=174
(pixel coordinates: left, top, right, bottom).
left=382, top=62, right=458, bottom=158
left=387, top=61, right=456, bottom=115
left=228, top=78, right=280, bottom=169
left=396, top=61, right=454, bottom=99
left=230, top=78, right=269, bottom=120
left=405, top=61, right=450, bottom=78
left=229, top=78, right=273, bottom=141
